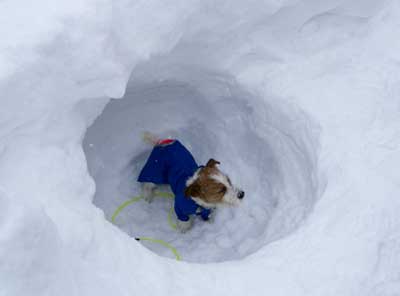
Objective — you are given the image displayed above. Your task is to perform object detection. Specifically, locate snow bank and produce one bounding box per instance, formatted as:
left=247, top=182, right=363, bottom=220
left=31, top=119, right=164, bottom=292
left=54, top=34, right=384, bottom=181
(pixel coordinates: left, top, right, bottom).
left=1, top=0, right=400, bottom=295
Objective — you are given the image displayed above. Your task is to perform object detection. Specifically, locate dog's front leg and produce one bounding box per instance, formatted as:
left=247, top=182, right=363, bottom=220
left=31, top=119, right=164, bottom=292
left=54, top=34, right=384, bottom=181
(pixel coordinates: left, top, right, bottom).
left=177, top=217, right=193, bottom=233
left=141, top=182, right=156, bottom=203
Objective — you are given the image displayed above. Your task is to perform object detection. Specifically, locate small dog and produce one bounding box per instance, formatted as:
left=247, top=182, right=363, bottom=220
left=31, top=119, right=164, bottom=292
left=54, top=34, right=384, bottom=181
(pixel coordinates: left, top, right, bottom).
left=138, top=133, right=244, bottom=233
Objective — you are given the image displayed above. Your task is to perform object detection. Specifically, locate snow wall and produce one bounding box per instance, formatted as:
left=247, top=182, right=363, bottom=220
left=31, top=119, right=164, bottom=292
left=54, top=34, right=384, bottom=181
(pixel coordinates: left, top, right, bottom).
left=1, top=0, right=400, bottom=295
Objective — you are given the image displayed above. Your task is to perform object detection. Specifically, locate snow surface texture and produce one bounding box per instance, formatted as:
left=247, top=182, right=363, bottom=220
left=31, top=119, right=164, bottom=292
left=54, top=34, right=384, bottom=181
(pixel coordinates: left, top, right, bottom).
left=1, top=0, right=400, bottom=295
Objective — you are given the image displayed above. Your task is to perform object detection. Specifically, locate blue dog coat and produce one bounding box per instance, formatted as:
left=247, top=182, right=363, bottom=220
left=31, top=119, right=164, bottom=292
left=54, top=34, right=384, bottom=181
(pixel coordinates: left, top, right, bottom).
left=138, top=140, right=211, bottom=222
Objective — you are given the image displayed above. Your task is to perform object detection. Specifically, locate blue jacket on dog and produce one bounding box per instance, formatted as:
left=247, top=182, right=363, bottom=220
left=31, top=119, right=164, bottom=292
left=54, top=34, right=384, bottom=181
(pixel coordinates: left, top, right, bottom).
left=138, top=140, right=211, bottom=222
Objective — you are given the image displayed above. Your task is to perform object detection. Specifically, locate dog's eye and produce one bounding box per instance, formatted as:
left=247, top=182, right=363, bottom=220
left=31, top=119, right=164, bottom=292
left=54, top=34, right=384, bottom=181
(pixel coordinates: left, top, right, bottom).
left=219, top=186, right=227, bottom=194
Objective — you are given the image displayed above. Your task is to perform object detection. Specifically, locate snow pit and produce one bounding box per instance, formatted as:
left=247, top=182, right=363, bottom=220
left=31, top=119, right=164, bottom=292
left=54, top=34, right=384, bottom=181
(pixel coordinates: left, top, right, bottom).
left=83, top=69, right=321, bottom=262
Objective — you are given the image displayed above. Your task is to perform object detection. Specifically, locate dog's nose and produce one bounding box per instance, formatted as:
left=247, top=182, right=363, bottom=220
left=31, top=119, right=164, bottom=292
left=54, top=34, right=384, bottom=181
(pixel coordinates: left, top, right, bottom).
left=238, top=191, right=245, bottom=199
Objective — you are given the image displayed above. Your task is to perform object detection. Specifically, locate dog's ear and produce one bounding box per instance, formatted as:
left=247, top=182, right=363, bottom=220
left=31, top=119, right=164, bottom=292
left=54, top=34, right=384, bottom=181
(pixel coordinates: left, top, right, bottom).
left=206, top=158, right=220, bottom=168
left=185, top=183, right=201, bottom=198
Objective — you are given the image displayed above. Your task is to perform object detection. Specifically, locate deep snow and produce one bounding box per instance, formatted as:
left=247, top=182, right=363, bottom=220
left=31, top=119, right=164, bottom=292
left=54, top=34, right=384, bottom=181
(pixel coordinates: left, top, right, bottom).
left=1, top=0, right=400, bottom=295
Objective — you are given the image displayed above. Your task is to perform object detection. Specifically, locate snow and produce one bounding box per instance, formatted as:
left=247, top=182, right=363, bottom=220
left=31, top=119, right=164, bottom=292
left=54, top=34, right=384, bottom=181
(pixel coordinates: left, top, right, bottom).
left=1, top=0, right=400, bottom=295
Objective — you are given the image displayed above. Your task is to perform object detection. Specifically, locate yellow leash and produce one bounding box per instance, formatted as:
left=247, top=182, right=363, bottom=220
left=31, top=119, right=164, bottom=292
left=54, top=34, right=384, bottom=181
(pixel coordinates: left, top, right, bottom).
left=111, top=192, right=180, bottom=260
left=111, top=196, right=143, bottom=223
left=135, top=237, right=181, bottom=261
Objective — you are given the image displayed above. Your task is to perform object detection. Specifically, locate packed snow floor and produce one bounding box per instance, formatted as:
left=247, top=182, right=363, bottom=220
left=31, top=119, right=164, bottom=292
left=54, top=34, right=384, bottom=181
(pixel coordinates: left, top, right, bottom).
left=1, top=0, right=400, bottom=295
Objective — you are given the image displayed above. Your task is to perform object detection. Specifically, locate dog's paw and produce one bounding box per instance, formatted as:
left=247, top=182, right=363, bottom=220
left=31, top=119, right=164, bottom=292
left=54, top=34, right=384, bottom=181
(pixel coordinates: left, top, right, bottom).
left=205, top=209, right=216, bottom=223
left=143, top=194, right=154, bottom=203
left=177, top=218, right=193, bottom=233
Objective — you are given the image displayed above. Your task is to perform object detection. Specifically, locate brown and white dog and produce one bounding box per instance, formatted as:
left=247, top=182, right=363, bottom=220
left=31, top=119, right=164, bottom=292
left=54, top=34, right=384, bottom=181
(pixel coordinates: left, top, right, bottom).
left=138, top=133, right=244, bottom=232
left=185, top=159, right=244, bottom=208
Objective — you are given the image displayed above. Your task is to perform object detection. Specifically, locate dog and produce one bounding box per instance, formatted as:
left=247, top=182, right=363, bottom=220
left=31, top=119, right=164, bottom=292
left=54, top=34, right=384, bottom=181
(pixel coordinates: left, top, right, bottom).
left=137, top=133, right=244, bottom=233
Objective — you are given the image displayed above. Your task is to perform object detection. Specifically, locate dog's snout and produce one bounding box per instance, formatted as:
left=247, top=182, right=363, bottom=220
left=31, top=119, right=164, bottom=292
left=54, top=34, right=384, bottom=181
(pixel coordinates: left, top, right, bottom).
left=237, top=191, right=245, bottom=199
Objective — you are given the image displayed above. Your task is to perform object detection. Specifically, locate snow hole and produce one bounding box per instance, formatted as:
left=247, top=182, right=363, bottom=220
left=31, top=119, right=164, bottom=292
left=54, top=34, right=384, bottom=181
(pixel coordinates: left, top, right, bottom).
left=83, top=69, right=322, bottom=263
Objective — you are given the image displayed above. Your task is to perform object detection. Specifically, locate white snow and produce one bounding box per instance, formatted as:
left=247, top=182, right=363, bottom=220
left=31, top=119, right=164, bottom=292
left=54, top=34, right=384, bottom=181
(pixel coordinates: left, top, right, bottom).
left=1, top=0, right=400, bottom=295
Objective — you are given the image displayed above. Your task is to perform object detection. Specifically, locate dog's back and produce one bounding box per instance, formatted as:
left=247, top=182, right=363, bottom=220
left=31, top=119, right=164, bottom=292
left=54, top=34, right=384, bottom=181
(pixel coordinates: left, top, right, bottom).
left=138, top=139, right=198, bottom=185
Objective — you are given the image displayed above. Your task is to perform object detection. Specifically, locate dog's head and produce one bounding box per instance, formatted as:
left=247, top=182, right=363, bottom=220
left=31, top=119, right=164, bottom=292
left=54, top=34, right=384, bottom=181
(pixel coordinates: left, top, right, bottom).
left=184, top=159, right=244, bottom=208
